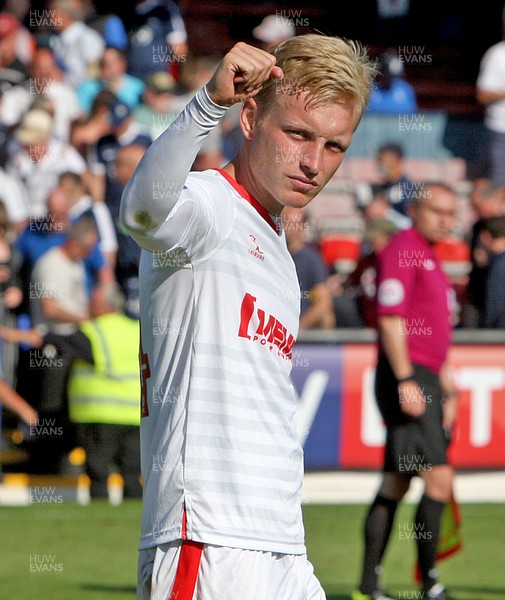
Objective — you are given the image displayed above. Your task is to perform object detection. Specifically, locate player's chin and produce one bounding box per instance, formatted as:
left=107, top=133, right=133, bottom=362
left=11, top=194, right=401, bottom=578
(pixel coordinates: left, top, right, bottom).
left=282, top=188, right=320, bottom=209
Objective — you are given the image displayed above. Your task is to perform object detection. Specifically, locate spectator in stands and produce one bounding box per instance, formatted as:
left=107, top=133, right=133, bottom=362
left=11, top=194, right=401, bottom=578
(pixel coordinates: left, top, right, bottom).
left=67, top=282, right=141, bottom=499
left=356, top=182, right=412, bottom=231
left=70, top=89, right=116, bottom=161
left=476, top=9, right=505, bottom=187
left=8, top=108, right=89, bottom=218
left=0, top=161, right=30, bottom=234
left=88, top=97, right=151, bottom=215
left=27, top=216, right=98, bottom=473
left=47, top=0, right=105, bottom=88
left=252, top=14, right=295, bottom=50
left=479, top=215, right=505, bottom=328
left=0, top=200, right=23, bottom=315
left=282, top=207, right=335, bottom=330
left=0, top=12, right=28, bottom=92
left=0, top=281, right=141, bottom=494
left=16, top=186, right=69, bottom=288
left=367, top=48, right=418, bottom=115
left=83, top=0, right=128, bottom=51
left=127, top=0, right=188, bottom=83
left=77, top=46, right=145, bottom=114
left=342, top=218, right=399, bottom=329
left=2, top=0, right=36, bottom=68
left=374, top=142, right=415, bottom=217
left=16, top=185, right=114, bottom=309
left=0, top=47, right=82, bottom=143
left=0, top=314, right=92, bottom=473
left=133, top=71, right=180, bottom=140
left=465, top=179, right=505, bottom=327
left=59, top=170, right=118, bottom=267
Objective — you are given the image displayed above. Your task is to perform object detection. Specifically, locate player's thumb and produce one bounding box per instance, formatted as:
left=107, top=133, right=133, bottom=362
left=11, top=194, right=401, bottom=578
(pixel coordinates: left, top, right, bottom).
left=271, top=66, right=284, bottom=80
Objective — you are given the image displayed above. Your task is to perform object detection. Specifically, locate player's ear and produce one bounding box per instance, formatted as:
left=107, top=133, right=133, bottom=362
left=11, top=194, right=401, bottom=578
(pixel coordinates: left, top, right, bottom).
left=240, top=98, right=259, bottom=140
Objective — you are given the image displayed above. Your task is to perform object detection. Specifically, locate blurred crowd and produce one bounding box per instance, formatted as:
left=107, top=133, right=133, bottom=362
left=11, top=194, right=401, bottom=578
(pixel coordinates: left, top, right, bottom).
left=0, top=0, right=503, bottom=480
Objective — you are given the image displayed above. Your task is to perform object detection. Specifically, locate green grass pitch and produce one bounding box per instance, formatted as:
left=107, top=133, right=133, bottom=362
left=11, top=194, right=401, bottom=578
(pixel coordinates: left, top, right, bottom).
left=0, top=501, right=503, bottom=599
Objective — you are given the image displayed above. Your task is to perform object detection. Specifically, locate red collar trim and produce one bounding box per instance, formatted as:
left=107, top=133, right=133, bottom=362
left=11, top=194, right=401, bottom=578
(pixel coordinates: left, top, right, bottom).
left=214, top=168, right=278, bottom=234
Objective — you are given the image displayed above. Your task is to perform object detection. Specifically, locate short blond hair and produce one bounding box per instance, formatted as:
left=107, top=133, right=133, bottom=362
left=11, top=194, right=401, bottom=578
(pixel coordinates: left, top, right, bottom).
left=256, top=34, right=376, bottom=123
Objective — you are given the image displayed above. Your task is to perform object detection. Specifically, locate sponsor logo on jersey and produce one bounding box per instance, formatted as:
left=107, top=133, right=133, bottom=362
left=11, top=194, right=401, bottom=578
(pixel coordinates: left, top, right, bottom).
left=238, top=292, right=295, bottom=359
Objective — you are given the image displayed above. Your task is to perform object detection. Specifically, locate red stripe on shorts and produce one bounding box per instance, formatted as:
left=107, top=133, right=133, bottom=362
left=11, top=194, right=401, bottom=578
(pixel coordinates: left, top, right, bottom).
left=168, top=509, right=203, bottom=600
left=168, top=539, right=204, bottom=600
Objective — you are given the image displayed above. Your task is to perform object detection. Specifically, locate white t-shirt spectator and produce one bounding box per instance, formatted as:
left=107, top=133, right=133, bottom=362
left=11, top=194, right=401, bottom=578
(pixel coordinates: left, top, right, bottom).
left=0, top=80, right=82, bottom=143
left=0, top=167, right=30, bottom=228
left=31, top=246, right=89, bottom=335
left=477, top=40, right=505, bottom=134
left=49, top=21, right=105, bottom=88
left=7, top=139, right=87, bottom=219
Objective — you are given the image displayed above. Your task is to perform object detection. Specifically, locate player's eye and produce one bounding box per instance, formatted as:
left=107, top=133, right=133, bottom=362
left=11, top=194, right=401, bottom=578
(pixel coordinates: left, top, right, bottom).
left=286, top=129, right=306, bottom=139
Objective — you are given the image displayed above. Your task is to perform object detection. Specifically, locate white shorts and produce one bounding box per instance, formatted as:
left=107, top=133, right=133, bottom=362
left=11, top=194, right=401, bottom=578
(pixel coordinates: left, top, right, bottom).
left=137, top=540, right=327, bottom=600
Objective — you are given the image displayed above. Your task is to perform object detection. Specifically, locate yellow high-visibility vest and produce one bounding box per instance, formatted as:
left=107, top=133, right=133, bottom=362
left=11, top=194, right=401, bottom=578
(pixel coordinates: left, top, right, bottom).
left=68, top=313, right=140, bottom=425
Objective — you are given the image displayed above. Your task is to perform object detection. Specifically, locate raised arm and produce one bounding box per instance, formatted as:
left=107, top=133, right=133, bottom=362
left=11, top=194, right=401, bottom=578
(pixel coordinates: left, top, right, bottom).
left=120, top=42, right=282, bottom=248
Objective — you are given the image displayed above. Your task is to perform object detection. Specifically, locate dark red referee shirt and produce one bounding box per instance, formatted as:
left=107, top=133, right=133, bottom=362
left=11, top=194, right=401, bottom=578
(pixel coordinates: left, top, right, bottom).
left=376, top=227, right=454, bottom=374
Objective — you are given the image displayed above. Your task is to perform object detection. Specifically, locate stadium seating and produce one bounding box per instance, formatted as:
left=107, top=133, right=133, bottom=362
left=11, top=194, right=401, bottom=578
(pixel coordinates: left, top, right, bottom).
left=319, top=234, right=362, bottom=274
left=433, top=237, right=472, bottom=278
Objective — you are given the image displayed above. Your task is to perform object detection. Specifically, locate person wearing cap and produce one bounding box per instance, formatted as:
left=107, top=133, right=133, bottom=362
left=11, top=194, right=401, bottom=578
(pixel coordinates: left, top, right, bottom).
left=7, top=107, right=88, bottom=218
left=133, top=71, right=179, bottom=141
left=77, top=46, right=145, bottom=114
left=0, top=12, right=29, bottom=90
left=252, top=14, right=296, bottom=50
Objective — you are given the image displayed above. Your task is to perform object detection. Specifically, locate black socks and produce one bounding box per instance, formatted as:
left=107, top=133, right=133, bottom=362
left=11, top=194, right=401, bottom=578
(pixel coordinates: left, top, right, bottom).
left=359, top=494, right=399, bottom=594
left=415, top=494, right=445, bottom=590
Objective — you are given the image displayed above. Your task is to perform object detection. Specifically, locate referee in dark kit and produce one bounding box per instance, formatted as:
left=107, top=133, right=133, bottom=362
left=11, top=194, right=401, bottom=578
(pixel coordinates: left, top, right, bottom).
left=352, top=182, right=460, bottom=600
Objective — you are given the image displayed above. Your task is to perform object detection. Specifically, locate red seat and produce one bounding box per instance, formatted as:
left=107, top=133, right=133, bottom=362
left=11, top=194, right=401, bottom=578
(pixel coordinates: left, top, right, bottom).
left=433, top=238, right=471, bottom=277
left=319, top=235, right=362, bottom=274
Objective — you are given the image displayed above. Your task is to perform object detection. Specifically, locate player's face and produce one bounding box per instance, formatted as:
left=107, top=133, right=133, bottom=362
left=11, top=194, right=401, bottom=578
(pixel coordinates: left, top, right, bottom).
left=243, top=91, right=359, bottom=215
left=411, top=187, right=457, bottom=243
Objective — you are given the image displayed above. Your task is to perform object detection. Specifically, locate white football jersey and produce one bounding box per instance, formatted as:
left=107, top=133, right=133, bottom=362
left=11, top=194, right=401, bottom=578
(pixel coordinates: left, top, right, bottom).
left=121, top=88, right=306, bottom=554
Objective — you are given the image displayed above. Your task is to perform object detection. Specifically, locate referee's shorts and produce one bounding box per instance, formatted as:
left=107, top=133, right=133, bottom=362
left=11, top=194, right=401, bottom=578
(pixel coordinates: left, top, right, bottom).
left=374, top=355, right=449, bottom=475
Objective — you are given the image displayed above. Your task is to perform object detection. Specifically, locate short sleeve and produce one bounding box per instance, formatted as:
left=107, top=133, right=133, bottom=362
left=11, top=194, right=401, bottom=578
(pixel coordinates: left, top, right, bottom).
left=477, top=46, right=505, bottom=92
left=376, top=238, right=416, bottom=317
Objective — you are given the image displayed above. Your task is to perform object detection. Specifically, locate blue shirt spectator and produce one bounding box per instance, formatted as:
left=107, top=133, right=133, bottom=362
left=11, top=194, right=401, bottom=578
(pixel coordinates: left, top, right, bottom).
left=77, top=47, right=145, bottom=114
left=16, top=188, right=105, bottom=299
left=127, top=0, right=188, bottom=82
left=367, top=48, right=418, bottom=114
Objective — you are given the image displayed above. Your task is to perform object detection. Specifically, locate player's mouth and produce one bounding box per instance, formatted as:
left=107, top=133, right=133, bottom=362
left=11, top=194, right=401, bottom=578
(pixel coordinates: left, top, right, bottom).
left=287, top=175, right=319, bottom=193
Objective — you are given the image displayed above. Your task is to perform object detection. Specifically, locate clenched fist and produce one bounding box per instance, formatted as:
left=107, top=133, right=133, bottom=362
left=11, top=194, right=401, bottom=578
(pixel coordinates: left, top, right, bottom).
left=206, top=42, right=284, bottom=107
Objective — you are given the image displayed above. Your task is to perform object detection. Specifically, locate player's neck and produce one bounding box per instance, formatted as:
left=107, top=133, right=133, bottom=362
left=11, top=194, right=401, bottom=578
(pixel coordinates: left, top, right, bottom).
left=225, top=155, right=282, bottom=217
